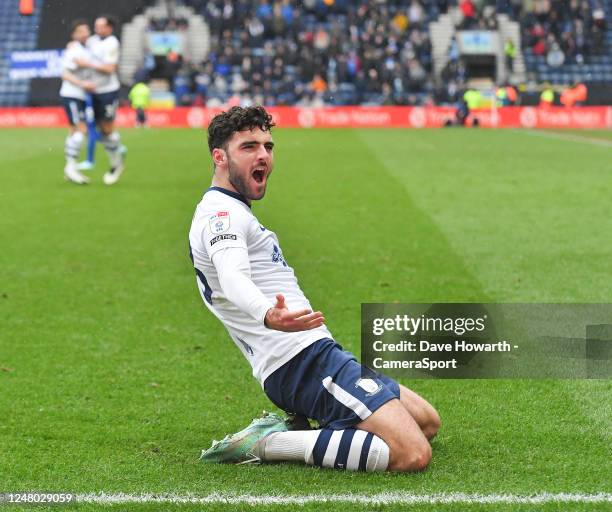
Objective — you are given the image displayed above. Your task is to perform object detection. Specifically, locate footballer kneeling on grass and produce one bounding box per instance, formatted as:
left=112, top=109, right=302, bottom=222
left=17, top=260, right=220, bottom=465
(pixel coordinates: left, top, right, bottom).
left=188, top=106, right=440, bottom=472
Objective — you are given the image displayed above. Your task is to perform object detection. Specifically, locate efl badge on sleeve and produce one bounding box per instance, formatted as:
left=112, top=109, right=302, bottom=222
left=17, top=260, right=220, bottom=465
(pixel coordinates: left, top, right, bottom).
left=355, top=378, right=383, bottom=396
left=209, top=211, right=230, bottom=234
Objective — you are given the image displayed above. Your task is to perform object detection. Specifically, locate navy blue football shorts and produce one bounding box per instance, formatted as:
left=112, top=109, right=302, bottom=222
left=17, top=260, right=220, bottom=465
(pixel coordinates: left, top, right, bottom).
left=61, top=96, right=86, bottom=126
left=92, top=90, right=119, bottom=122
left=264, top=338, right=400, bottom=430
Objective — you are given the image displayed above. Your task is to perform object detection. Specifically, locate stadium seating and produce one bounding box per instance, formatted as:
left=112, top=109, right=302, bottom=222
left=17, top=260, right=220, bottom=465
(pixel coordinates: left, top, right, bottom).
left=180, top=0, right=437, bottom=106
left=521, top=0, right=612, bottom=85
left=0, top=0, right=42, bottom=106
left=1, top=0, right=611, bottom=107
left=173, top=0, right=612, bottom=105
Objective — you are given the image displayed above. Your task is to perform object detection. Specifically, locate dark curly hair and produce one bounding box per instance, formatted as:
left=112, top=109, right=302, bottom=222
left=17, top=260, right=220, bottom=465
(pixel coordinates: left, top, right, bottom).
left=207, top=106, right=275, bottom=154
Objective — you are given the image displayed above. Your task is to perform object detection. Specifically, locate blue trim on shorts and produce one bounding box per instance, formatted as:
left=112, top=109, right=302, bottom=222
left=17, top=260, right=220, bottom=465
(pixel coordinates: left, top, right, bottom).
left=61, top=97, right=86, bottom=126
left=263, top=338, right=400, bottom=429
left=92, top=90, right=119, bottom=122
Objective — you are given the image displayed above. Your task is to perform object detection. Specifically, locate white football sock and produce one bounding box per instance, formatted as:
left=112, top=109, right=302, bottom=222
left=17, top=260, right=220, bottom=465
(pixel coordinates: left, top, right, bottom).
left=260, top=430, right=319, bottom=462
left=260, top=429, right=389, bottom=472
left=101, top=131, right=122, bottom=167
left=64, top=131, right=84, bottom=165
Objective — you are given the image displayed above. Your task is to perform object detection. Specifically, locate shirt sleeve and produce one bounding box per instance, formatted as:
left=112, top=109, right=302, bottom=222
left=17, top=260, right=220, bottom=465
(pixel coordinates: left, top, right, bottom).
left=202, top=208, right=249, bottom=259
left=212, top=247, right=273, bottom=324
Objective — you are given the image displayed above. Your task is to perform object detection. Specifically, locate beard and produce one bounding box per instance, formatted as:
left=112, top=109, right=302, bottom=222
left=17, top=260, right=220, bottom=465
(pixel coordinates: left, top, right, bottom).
left=227, top=155, right=267, bottom=201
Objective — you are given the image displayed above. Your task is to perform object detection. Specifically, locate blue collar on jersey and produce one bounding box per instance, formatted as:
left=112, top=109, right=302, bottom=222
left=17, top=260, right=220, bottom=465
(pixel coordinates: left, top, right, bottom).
left=207, top=186, right=251, bottom=208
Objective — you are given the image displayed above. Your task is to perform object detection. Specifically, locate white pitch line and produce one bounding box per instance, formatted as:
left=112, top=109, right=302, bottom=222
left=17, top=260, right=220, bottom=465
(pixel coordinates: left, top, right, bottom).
left=75, top=492, right=612, bottom=505
left=516, top=129, right=612, bottom=148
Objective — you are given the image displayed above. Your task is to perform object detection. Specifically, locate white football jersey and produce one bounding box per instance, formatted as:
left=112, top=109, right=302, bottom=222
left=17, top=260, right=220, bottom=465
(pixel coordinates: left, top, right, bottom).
left=189, top=187, right=332, bottom=385
left=86, top=34, right=120, bottom=93
left=59, top=42, right=92, bottom=100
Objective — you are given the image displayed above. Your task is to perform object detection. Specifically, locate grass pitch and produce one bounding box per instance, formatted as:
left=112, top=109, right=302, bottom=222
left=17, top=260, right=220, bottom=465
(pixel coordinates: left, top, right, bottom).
left=0, top=127, right=610, bottom=511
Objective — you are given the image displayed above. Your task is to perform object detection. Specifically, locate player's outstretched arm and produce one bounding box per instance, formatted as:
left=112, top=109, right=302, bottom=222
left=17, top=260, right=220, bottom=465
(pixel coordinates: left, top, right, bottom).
left=264, top=294, right=325, bottom=332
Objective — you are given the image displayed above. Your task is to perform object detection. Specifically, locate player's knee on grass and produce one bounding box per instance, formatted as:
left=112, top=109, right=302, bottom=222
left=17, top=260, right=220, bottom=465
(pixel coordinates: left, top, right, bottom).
left=388, top=438, right=432, bottom=472
left=422, top=407, right=441, bottom=441
left=406, top=400, right=441, bottom=441
left=398, top=385, right=441, bottom=441
left=357, top=397, right=433, bottom=471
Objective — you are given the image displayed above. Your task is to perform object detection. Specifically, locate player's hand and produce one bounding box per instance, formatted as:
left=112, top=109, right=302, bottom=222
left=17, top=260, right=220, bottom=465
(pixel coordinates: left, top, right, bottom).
left=264, top=294, right=325, bottom=332
left=81, top=80, right=96, bottom=92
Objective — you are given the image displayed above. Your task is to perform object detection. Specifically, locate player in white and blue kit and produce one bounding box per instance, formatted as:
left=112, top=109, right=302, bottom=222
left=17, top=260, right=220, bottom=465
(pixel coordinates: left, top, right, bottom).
left=59, top=19, right=95, bottom=185
left=77, top=15, right=126, bottom=185
left=190, top=106, right=440, bottom=472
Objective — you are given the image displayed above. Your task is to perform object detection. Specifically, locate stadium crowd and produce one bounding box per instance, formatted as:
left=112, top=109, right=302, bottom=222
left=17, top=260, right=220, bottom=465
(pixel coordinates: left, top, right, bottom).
left=134, top=0, right=608, bottom=106
left=519, top=0, right=607, bottom=65
left=143, top=0, right=446, bottom=106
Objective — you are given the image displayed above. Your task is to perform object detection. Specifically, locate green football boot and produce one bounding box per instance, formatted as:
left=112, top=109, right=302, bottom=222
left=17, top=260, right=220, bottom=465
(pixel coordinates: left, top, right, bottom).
left=200, top=411, right=289, bottom=464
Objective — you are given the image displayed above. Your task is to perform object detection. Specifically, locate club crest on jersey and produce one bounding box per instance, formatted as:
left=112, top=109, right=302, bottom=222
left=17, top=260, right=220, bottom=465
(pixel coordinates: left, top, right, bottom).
left=209, top=211, right=230, bottom=234
left=355, top=378, right=382, bottom=396
left=272, top=244, right=288, bottom=267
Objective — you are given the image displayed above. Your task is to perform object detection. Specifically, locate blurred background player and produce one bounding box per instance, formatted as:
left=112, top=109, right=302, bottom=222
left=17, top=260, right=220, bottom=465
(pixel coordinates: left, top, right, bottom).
left=75, top=91, right=100, bottom=173
left=77, top=15, right=126, bottom=186
left=128, top=80, right=150, bottom=127
left=59, top=19, right=96, bottom=185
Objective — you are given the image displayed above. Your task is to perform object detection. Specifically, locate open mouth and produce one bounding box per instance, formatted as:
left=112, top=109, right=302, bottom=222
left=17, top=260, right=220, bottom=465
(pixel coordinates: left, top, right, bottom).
left=252, top=168, right=266, bottom=184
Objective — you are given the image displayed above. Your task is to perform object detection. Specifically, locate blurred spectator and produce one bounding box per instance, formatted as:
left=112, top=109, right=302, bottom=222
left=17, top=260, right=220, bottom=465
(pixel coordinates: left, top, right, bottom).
left=495, top=85, right=508, bottom=106
left=463, top=88, right=482, bottom=110
left=164, top=50, right=182, bottom=81
left=455, top=98, right=470, bottom=125
left=560, top=82, right=587, bottom=106
left=409, top=1, right=425, bottom=27
left=459, top=0, right=477, bottom=29
left=482, top=5, right=498, bottom=30
left=505, top=84, right=518, bottom=105
left=495, top=84, right=517, bottom=106
left=592, top=5, right=607, bottom=54
left=128, top=81, right=151, bottom=127
left=309, top=73, right=327, bottom=93
left=504, top=38, right=516, bottom=74
left=546, top=37, right=565, bottom=67
left=448, top=35, right=459, bottom=63
left=391, top=11, right=408, bottom=32
left=539, top=84, right=555, bottom=107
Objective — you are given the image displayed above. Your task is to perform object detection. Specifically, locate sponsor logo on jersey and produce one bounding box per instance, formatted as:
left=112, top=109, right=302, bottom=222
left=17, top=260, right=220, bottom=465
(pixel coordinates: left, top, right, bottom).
left=209, top=211, right=230, bottom=233
left=210, top=234, right=237, bottom=246
left=355, top=378, right=383, bottom=396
